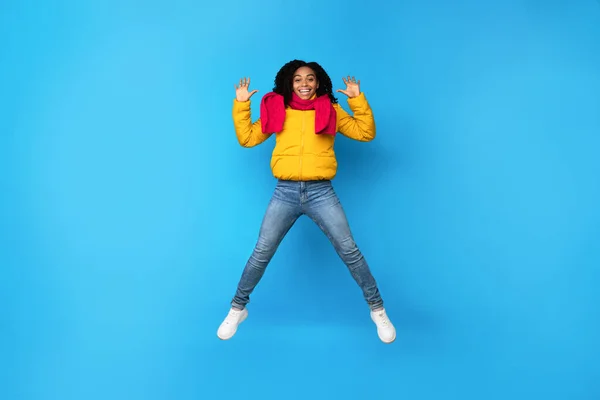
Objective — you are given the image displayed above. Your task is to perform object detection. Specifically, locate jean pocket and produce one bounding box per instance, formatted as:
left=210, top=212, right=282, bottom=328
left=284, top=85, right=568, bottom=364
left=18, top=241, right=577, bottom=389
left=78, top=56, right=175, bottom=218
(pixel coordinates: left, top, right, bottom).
left=273, top=182, right=299, bottom=203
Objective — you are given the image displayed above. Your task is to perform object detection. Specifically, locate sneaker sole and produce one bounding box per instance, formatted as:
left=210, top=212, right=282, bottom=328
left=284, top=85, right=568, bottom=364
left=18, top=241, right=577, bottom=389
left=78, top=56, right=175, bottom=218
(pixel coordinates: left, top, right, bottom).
left=381, top=331, right=396, bottom=344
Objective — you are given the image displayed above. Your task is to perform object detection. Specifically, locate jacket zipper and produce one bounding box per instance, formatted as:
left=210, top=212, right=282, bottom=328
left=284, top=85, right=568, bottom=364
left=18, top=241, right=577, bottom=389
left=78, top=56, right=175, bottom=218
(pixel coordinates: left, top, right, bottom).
left=299, top=112, right=305, bottom=180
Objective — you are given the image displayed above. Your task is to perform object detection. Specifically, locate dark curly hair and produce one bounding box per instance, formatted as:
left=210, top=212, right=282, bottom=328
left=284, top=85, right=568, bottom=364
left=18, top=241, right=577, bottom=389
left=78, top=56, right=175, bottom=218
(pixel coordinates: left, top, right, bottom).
left=272, top=59, right=338, bottom=106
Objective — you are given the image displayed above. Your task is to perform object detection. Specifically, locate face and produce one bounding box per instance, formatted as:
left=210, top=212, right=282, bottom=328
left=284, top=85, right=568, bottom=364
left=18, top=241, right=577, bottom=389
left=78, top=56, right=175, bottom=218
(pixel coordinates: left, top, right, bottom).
left=292, top=66, right=319, bottom=99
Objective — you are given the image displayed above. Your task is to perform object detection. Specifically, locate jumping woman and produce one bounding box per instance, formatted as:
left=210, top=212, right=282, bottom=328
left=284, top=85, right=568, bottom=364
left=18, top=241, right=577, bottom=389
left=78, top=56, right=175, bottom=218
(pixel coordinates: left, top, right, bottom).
left=217, top=59, right=396, bottom=344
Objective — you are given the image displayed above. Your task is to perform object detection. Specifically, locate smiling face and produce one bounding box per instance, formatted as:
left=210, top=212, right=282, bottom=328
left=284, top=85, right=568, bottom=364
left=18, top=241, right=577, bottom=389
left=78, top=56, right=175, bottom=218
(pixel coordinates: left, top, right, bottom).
left=292, top=66, right=319, bottom=100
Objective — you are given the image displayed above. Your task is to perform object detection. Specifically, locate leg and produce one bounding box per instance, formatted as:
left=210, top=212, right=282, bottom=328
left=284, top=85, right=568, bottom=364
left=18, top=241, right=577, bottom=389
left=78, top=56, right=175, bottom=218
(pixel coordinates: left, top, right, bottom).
left=304, top=181, right=396, bottom=343
left=231, top=183, right=302, bottom=310
left=218, top=182, right=302, bottom=340
left=303, top=182, right=384, bottom=311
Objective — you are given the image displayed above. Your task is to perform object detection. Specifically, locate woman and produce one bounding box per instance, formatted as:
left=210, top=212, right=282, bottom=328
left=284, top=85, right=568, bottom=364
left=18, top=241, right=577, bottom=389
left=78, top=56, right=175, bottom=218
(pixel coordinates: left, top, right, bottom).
left=217, top=59, right=396, bottom=344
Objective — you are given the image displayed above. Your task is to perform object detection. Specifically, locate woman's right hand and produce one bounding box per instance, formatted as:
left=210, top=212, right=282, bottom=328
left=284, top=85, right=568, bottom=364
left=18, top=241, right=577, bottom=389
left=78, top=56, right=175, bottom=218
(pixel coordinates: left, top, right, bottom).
left=235, top=77, right=258, bottom=102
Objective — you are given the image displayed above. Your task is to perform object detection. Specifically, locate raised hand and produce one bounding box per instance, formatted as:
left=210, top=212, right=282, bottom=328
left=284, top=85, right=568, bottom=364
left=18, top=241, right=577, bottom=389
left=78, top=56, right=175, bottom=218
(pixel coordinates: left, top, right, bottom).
left=336, top=76, right=361, bottom=98
left=235, top=77, right=259, bottom=102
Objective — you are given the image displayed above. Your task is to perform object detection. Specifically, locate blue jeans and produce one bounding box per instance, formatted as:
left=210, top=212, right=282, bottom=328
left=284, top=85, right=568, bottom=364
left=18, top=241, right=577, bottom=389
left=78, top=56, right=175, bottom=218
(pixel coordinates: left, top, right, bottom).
left=231, top=179, right=384, bottom=311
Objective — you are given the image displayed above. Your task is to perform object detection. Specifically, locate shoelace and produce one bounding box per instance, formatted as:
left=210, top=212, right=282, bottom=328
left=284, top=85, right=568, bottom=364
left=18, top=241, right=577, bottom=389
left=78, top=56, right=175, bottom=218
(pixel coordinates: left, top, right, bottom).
left=376, top=313, right=390, bottom=327
left=224, top=309, right=241, bottom=324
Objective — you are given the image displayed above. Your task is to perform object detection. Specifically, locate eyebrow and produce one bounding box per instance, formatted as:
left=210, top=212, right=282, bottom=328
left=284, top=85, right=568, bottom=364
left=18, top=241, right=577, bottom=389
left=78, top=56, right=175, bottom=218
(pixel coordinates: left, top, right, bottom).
left=294, top=74, right=316, bottom=78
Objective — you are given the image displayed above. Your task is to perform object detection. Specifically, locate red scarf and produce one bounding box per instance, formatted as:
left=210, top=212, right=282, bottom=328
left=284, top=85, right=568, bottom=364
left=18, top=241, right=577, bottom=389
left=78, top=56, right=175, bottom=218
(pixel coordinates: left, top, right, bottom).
left=260, top=92, right=337, bottom=135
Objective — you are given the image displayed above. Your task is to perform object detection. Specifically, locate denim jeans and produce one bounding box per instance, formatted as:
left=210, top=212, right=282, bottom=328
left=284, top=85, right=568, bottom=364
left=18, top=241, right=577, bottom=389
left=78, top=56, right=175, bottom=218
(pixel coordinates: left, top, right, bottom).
left=231, top=179, right=384, bottom=311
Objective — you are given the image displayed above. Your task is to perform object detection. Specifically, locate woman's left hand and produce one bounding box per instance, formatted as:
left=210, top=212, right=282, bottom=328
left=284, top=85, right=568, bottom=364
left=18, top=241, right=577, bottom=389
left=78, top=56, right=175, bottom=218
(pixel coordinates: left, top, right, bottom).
left=336, top=76, right=361, bottom=98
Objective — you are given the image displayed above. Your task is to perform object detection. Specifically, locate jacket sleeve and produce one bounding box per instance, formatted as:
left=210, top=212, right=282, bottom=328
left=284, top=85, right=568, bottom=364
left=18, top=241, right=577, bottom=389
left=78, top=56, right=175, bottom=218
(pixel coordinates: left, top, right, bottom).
left=232, top=99, right=271, bottom=147
left=335, top=92, right=376, bottom=142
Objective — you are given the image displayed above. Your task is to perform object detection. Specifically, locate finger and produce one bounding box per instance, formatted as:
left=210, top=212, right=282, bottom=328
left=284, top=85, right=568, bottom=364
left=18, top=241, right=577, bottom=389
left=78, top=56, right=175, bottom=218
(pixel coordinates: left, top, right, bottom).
left=341, top=77, right=347, bottom=85
left=352, top=76, right=356, bottom=83
left=336, top=89, right=347, bottom=95
left=249, top=89, right=258, bottom=97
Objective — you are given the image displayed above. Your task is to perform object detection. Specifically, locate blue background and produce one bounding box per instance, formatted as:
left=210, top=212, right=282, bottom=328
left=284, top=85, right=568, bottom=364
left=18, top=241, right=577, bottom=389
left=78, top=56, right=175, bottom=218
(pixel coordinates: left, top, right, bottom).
left=2, top=0, right=599, bottom=399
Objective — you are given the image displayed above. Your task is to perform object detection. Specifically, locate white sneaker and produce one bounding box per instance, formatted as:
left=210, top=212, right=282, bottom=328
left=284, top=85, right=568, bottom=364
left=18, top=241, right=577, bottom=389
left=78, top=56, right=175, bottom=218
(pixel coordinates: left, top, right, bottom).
left=217, top=307, right=248, bottom=340
left=370, top=309, right=396, bottom=344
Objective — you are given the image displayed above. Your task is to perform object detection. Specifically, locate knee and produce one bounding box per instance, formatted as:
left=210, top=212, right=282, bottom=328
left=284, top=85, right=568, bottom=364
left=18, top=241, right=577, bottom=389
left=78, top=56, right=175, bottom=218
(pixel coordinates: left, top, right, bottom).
left=336, top=236, right=362, bottom=263
left=251, top=235, right=278, bottom=263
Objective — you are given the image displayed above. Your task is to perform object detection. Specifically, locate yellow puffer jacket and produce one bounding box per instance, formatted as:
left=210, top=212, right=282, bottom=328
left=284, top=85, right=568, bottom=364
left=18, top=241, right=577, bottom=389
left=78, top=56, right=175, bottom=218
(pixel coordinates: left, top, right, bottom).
left=232, top=92, right=376, bottom=181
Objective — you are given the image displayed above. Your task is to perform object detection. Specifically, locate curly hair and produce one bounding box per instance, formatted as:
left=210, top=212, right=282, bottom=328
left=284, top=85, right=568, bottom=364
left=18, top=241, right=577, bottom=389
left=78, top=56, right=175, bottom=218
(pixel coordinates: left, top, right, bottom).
left=272, top=59, right=339, bottom=105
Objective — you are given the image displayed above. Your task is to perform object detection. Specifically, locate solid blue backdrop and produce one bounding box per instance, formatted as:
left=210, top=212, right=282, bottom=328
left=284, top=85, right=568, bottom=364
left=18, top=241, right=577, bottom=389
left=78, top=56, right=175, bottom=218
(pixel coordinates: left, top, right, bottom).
left=2, top=0, right=599, bottom=399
